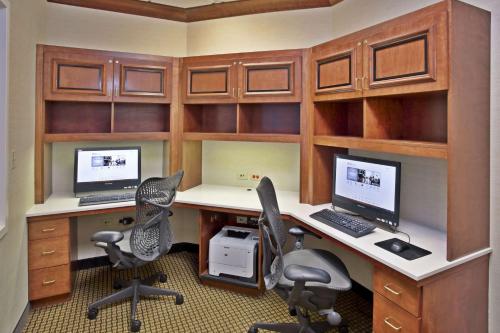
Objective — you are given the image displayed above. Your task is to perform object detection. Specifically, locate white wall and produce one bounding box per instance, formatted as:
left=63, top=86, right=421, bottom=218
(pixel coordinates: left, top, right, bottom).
left=0, top=1, right=46, bottom=332
left=43, top=3, right=187, bottom=56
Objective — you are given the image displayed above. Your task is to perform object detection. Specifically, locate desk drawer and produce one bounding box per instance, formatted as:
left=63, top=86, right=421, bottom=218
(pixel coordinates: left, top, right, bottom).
left=374, top=267, right=421, bottom=316
left=29, top=237, right=69, bottom=270
left=29, top=218, right=69, bottom=240
left=29, top=265, right=71, bottom=300
left=374, top=293, right=421, bottom=333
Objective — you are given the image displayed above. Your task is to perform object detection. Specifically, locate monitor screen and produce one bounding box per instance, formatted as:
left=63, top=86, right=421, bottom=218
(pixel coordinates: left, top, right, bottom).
left=74, top=147, right=141, bottom=193
left=333, top=154, right=401, bottom=226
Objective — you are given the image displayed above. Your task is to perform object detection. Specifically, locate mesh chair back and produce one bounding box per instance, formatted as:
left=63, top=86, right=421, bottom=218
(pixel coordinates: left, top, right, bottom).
left=130, top=171, right=184, bottom=261
left=256, top=177, right=287, bottom=290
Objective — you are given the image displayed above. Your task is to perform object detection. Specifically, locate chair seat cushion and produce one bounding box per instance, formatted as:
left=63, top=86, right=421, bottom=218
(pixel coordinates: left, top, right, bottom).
left=116, top=229, right=133, bottom=254
left=278, top=249, right=351, bottom=291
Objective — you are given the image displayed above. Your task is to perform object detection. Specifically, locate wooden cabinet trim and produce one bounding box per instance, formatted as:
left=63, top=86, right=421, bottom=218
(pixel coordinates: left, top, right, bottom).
left=242, top=61, right=293, bottom=94
left=55, top=63, right=105, bottom=92
left=189, top=67, right=230, bottom=95
left=371, top=32, right=430, bottom=82
left=316, top=53, right=352, bottom=90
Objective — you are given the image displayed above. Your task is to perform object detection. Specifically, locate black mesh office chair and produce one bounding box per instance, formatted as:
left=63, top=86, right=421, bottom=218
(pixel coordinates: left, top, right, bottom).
left=87, top=171, right=184, bottom=332
left=249, top=177, right=351, bottom=333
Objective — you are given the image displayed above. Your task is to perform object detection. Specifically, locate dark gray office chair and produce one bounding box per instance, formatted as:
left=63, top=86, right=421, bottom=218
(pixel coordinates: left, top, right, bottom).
left=249, top=177, right=351, bottom=333
left=87, top=171, right=184, bottom=332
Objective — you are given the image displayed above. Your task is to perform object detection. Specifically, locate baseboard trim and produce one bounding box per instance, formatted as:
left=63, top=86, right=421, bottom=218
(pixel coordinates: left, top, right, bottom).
left=12, top=302, right=30, bottom=333
left=74, top=242, right=200, bottom=270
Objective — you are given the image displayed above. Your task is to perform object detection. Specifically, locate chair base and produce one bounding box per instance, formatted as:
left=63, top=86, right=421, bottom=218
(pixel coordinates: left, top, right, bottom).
left=249, top=308, right=348, bottom=333
left=88, top=272, right=183, bottom=332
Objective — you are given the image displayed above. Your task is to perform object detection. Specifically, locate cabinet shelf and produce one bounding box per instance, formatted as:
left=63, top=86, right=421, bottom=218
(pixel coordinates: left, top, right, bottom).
left=44, top=132, right=170, bottom=142
left=184, top=132, right=300, bottom=143
left=313, top=135, right=447, bottom=159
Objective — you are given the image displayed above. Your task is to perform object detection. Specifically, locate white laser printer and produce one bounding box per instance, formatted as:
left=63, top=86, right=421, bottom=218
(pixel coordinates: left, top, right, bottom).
left=209, top=226, right=259, bottom=283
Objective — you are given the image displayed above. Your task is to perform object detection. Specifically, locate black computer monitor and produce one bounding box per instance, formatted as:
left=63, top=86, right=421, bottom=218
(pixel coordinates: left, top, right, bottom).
left=333, top=154, right=401, bottom=227
left=74, top=147, right=141, bottom=193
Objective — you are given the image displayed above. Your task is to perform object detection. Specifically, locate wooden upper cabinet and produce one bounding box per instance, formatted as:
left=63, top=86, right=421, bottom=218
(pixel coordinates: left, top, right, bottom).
left=238, top=56, right=301, bottom=103
left=312, top=40, right=363, bottom=100
left=182, top=60, right=237, bottom=104
left=43, top=51, right=114, bottom=102
left=113, top=58, right=172, bottom=103
left=363, top=11, right=448, bottom=95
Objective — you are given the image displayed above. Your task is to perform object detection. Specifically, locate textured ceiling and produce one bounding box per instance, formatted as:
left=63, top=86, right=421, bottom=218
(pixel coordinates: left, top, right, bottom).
left=147, top=0, right=240, bottom=8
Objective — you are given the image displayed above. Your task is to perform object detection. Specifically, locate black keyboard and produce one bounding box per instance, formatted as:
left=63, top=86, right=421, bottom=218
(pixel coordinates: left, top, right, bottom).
left=309, top=209, right=376, bottom=238
left=79, top=192, right=136, bottom=206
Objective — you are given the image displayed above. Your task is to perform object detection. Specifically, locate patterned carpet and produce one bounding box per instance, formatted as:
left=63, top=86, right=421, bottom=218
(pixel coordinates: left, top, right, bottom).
left=23, top=252, right=372, bottom=333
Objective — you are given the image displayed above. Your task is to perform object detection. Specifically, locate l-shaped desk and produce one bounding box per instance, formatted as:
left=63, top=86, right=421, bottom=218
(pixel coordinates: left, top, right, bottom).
left=26, top=185, right=491, bottom=332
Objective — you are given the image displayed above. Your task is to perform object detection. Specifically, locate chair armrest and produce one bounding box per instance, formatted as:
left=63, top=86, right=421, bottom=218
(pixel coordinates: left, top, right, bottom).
left=288, top=226, right=321, bottom=239
left=284, top=264, right=331, bottom=284
left=91, top=231, right=124, bottom=244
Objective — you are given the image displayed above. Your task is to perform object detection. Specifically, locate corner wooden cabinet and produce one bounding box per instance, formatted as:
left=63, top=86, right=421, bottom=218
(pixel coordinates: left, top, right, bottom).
left=311, top=6, right=447, bottom=100
left=182, top=52, right=301, bottom=104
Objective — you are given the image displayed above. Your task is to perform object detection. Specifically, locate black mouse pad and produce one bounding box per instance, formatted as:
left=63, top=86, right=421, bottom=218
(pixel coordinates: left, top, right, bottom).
left=375, top=238, right=432, bottom=261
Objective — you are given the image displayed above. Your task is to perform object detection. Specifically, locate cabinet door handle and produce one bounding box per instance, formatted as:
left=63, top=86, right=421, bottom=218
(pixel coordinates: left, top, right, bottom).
left=42, top=279, right=56, bottom=286
left=384, top=317, right=402, bottom=331
left=238, top=88, right=241, bottom=97
left=233, top=88, right=236, bottom=97
left=42, top=250, right=56, bottom=256
left=41, top=228, right=56, bottom=233
left=384, top=284, right=401, bottom=296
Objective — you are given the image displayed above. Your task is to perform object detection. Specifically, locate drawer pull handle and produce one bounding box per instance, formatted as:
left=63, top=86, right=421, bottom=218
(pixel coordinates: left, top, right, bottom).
left=42, top=228, right=56, bottom=233
left=42, top=250, right=56, bottom=256
left=384, top=317, right=402, bottom=331
left=384, top=284, right=401, bottom=295
left=42, top=279, right=56, bottom=286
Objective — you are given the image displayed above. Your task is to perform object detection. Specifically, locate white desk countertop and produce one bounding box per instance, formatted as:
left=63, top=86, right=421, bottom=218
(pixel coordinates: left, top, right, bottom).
left=26, top=184, right=492, bottom=281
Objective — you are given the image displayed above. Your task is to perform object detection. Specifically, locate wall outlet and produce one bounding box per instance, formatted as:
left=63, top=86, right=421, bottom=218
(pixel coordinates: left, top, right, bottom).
left=236, top=216, right=248, bottom=224
left=250, top=173, right=261, bottom=182
left=238, top=172, right=248, bottom=180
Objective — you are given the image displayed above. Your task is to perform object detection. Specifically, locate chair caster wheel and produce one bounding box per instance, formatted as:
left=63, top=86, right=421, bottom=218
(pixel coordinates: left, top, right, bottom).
left=130, top=319, right=141, bottom=332
left=289, top=308, right=297, bottom=316
left=113, top=281, right=123, bottom=290
left=175, top=295, right=184, bottom=305
left=248, top=326, right=258, bottom=333
left=159, top=273, right=167, bottom=283
left=87, top=307, right=98, bottom=320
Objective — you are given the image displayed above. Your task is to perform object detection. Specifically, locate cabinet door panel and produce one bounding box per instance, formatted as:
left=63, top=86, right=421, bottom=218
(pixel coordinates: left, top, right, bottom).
left=238, top=56, right=301, bottom=103
left=183, top=61, right=237, bottom=104
left=44, top=52, right=113, bottom=101
left=364, top=11, right=448, bottom=94
left=114, top=58, right=172, bottom=103
left=312, top=40, right=363, bottom=101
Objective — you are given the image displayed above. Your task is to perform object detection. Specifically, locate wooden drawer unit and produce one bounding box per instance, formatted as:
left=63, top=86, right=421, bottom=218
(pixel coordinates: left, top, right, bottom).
left=238, top=56, right=301, bottom=103
left=28, top=218, right=69, bottom=240
left=374, top=266, right=422, bottom=316
left=29, top=237, right=70, bottom=270
left=374, top=293, right=421, bottom=333
left=29, top=265, right=71, bottom=301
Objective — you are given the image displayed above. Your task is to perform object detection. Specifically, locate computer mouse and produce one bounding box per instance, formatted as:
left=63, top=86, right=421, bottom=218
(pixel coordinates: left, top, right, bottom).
left=390, top=241, right=409, bottom=253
